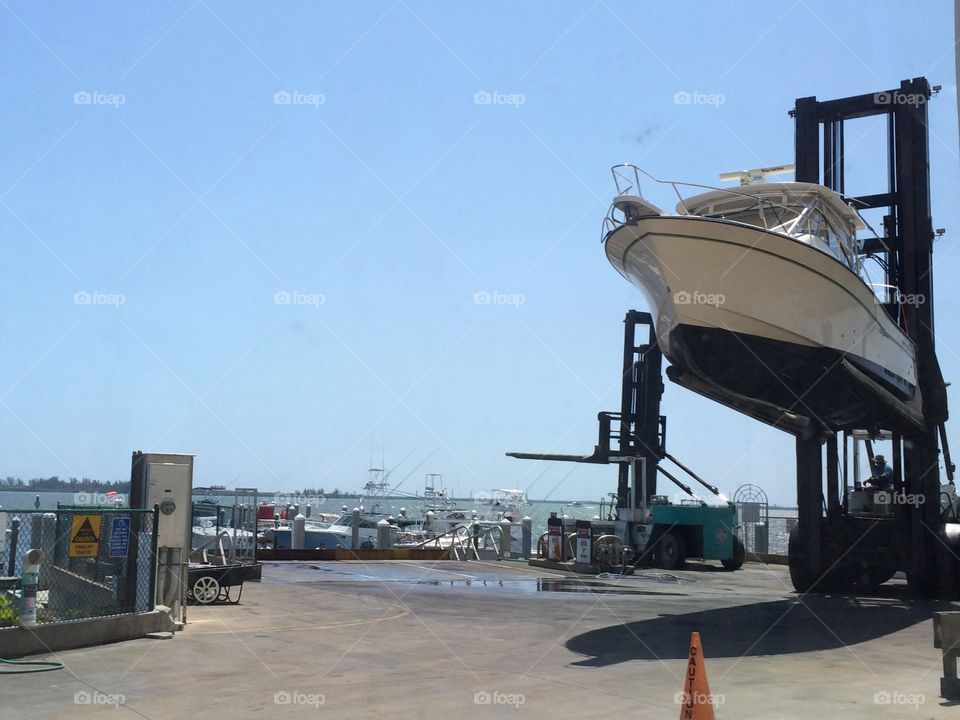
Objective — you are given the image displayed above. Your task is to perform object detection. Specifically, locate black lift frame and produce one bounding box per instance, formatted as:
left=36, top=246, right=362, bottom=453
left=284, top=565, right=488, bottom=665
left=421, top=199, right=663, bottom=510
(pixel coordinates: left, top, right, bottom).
left=789, top=77, right=956, bottom=595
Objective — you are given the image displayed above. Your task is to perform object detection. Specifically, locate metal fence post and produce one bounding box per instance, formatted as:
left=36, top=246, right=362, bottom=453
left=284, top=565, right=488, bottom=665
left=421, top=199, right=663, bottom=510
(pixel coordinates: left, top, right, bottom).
left=149, top=505, right=160, bottom=609
left=351, top=508, right=361, bottom=549
left=499, top=519, right=512, bottom=559
left=521, top=517, right=532, bottom=559
left=39, top=514, right=56, bottom=590
left=7, top=517, right=19, bottom=576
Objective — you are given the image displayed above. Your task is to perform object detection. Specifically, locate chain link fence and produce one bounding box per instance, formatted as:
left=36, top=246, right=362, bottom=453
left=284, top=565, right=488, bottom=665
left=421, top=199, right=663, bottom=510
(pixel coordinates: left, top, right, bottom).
left=0, top=506, right=158, bottom=627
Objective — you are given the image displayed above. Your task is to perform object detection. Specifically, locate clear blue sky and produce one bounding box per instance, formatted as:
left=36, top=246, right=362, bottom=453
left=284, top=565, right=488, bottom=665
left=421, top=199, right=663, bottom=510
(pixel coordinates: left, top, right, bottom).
left=1, top=1, right=957, bottom=505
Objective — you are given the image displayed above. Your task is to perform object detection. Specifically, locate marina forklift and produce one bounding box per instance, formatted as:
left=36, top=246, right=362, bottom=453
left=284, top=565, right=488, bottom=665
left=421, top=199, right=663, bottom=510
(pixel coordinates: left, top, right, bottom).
left=508, top=310, right=745, bottom=572
left=783, top=78, right=958, bottom=596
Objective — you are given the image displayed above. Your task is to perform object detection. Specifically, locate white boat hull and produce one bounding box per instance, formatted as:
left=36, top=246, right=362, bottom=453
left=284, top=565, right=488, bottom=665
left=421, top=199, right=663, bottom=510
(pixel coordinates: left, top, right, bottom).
left=605, top=215, right=919, bottom=428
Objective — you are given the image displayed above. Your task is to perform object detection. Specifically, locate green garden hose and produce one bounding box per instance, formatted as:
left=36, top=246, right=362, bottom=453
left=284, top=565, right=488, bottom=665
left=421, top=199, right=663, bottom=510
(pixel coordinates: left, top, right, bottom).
left=0, top=657, right=64, bottom=674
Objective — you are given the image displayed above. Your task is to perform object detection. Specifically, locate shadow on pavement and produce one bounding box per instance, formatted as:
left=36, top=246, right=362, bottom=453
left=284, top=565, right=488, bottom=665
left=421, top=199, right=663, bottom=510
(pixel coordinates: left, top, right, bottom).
left=567, top=595, right=944, bottom=667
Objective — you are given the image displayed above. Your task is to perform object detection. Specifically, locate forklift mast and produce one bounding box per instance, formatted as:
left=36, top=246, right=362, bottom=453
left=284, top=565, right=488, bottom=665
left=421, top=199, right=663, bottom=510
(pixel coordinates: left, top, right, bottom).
left=615, top=310, right=666, bottom=509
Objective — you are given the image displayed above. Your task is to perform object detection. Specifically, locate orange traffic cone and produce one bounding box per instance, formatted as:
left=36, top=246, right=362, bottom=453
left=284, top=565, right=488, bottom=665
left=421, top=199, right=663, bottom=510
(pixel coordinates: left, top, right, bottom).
left=677, top=632, right=716, bottom=720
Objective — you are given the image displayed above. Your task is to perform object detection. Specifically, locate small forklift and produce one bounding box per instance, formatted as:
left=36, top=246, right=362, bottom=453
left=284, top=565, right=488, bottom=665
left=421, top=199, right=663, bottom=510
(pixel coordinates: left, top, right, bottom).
left=508, top=310, right=744, bottom=571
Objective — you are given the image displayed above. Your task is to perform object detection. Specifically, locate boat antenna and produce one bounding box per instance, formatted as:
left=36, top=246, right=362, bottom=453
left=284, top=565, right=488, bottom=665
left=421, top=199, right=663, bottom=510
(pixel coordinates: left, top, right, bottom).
left=388, top=447, right=441, bottom=495
left=718, top=164, right=795, bottom=186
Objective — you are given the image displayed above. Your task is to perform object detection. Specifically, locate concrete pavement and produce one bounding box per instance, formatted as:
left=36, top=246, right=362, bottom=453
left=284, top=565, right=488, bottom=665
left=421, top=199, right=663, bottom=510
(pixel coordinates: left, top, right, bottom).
left=3, top=559, right=955, bottom=719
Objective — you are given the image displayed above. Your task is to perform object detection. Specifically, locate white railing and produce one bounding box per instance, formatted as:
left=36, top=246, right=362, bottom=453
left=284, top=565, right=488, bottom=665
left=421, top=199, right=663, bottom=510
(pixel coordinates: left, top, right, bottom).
left=601, top=164, right=871, bottom=275
left=402, top=522, right=510, bottom=561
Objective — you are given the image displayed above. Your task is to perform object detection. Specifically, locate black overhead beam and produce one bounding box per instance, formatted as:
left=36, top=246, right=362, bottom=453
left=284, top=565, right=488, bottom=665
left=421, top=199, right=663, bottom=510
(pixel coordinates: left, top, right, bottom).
left=851, top=192, right=898, bottom=210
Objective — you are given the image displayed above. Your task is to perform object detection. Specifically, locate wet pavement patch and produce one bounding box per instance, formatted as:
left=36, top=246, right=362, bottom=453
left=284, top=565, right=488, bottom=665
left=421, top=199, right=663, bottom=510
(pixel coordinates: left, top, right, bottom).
left=534, top=578, right=687, bottom=596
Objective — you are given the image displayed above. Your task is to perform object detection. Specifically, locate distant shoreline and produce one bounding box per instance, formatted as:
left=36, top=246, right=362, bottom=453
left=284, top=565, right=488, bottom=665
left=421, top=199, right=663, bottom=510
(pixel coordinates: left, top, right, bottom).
left=3, top=488, right=576, bottom=504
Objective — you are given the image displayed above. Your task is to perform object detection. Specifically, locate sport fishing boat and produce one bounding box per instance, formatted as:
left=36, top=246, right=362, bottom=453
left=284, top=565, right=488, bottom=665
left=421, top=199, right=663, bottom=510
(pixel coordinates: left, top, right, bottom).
left=602, top=164, right=922, bottom=431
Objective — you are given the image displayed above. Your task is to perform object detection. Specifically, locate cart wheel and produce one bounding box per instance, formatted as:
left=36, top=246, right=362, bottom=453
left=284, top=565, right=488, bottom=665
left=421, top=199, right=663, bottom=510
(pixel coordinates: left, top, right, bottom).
left=191, top=575, right=221, bottom=604
left=658, top=532, right=686, bottom=571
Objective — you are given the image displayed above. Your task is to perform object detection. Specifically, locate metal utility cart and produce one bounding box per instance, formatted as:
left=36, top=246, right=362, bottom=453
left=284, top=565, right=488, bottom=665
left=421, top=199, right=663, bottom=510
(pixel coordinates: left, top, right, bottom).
left=187, top=563, right=252, bottom=604
left=187, top=487, right=263, bottom=604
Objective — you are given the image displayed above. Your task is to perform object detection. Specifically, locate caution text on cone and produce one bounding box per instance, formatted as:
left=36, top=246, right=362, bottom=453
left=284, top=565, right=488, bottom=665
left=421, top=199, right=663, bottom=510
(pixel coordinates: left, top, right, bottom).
left=677, top=631, right=717, bottom=720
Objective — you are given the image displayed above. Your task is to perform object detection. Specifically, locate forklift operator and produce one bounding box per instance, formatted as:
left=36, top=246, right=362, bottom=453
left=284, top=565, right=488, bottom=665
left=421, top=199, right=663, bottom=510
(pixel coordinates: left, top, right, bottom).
left=866, top=455, right=894, bottom=491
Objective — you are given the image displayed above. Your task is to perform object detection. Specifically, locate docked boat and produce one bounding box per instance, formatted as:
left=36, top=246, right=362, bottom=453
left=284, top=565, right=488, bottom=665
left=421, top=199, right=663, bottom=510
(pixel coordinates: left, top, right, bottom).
left=192, top=516, right=256, bottom=553
left=260, top=511, right=383, bottom=549
left=259, top=469, right=418, bottom=549
left=393, top=475, right=475, bottom=544
left=602, top=164, right=921, bottom=431
left=476, top=488, right=527, bottom=521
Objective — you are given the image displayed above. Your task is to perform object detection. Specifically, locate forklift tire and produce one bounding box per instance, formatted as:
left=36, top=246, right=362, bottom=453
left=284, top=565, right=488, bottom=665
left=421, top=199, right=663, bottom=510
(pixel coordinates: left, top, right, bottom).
left=787, top=526, right=852, bottom=594
left=721, top=536, right=745, bottom=571
left=658, top=532, right=686, bottom=571
left=851, top=559, right=896, bottom=590
left=906, top=569, right=937, bottom=598
left=787, top=525, right=815, bottom=593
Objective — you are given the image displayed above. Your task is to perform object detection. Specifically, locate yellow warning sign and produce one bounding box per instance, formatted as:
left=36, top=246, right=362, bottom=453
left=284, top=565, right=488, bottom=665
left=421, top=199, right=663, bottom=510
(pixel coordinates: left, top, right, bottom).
left=69, top=515, right=102, bottom=557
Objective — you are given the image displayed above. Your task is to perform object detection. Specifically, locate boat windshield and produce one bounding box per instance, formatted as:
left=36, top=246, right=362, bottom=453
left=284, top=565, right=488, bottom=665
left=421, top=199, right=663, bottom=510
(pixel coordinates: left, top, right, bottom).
left=681, top=184, right=863, bottom=271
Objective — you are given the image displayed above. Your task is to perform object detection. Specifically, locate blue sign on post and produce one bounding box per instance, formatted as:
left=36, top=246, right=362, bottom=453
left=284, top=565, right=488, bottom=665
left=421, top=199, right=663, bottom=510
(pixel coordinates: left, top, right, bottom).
left=109, top=518, right=131, bottom=558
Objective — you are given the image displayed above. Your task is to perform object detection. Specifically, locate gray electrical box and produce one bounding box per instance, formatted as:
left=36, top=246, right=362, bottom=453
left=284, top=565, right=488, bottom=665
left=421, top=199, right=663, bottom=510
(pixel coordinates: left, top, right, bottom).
left=129, top=451, right=194, bottom=624
left=129, top=452, right=194, bottom=550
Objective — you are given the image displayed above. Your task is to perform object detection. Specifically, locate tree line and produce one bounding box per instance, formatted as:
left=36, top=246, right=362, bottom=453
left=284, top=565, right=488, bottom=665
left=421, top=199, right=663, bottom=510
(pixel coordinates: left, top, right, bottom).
left=1, top=477, right=354, bottom=496
left=0, top=476, right=128, bottom=492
